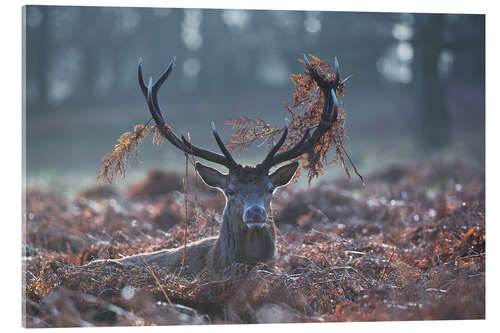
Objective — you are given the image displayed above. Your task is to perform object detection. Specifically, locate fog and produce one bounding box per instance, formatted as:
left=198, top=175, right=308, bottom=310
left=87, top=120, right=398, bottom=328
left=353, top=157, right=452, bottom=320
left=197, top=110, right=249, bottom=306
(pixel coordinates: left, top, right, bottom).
left=24, top=6, right=485, bottom=192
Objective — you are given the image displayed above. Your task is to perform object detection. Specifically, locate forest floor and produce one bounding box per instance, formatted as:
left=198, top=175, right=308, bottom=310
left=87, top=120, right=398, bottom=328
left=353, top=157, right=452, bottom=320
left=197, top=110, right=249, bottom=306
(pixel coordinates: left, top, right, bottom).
left=23, top=159, right=485, bottom=327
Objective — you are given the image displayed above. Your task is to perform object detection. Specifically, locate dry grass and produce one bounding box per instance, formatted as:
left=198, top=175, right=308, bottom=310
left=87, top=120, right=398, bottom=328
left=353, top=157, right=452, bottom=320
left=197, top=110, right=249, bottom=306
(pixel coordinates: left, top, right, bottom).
left=23, top=159, right=484, bottom=327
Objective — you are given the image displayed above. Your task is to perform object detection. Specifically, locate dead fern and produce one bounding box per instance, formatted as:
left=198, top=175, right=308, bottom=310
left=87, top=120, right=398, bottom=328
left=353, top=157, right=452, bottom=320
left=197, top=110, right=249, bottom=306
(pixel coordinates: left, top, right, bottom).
left=226, top=117, right=285, bottom=151
left=226, top=54, right=364, bottom=184
left=98, top=123, right=164, bottom=184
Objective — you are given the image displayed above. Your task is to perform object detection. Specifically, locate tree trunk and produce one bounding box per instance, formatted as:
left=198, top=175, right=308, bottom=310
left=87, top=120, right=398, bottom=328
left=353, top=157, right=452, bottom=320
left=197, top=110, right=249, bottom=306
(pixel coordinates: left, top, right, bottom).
left=412, top=14, right=450, bottom=150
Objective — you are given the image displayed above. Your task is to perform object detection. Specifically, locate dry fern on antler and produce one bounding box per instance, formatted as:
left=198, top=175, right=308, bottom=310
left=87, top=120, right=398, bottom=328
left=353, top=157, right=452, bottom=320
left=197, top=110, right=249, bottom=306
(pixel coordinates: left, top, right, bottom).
left=98, top=123, right=164, bottom=184
left=227, top=54, right=364, bottom=184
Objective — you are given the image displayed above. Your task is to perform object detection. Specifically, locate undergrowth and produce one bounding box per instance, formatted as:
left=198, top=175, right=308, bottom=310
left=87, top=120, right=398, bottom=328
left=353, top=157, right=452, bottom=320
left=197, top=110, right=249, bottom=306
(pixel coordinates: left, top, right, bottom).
left=23, top=160, right=485, bottom=327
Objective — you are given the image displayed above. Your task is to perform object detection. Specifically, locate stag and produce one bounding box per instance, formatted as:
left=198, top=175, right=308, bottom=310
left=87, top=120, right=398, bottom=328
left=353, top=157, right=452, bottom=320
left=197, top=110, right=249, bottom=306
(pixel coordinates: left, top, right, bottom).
left=94, top=55, right=344, bottom=277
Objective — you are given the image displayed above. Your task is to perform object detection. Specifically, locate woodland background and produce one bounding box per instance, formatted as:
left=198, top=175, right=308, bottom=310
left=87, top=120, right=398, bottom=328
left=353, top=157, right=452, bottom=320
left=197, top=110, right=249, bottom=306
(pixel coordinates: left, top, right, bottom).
left=24, top=6, right=484, bottom=192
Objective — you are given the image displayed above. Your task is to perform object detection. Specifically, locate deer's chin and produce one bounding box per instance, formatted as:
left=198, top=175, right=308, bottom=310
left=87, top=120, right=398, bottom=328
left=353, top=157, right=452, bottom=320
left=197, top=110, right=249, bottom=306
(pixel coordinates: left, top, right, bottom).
left=245, top=222, right=266, bottom=230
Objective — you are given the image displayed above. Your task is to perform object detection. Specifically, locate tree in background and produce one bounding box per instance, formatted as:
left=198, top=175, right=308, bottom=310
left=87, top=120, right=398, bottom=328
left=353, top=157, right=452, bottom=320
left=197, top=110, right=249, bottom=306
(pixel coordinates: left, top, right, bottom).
left=412, top=14, right=450, bottom=149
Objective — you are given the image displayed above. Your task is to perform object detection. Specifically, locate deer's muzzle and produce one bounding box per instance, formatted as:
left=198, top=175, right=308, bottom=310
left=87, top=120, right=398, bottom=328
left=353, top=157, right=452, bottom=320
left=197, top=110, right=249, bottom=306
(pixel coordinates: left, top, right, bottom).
left=244, top=205, right=267, bottom=230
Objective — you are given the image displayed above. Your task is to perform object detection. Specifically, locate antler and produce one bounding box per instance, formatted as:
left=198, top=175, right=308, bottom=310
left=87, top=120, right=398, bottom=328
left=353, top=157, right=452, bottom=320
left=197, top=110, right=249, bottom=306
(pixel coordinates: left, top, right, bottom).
left=258, top=55, right=343, bottom=171
left=138, top=57, right=240, bottom=170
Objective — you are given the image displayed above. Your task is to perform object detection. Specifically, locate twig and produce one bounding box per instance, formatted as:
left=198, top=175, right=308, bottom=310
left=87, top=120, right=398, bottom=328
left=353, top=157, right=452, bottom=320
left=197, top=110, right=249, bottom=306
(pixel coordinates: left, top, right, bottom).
left=327, top=266, right=353, bottom=270
left=345, top=250, right=366, bottom=256
left=378, top=248, right=396, bottom=282
left=191, top=148, right=200, bottom=225
left=321, top=254, right=332, bottom=267
left=467, top=273, right=485, bottom=278
left=293, top=255, right=322, bottom=270
left=425, top=288, right=447, bottom=293
left=458, top=253, right=485, bottom=260
left=181, top=152, right=189, bottom=270
left=179, top=133, right=193, bottom=274
left=349, top=266, right=373, bottom=287
left=325, top=261, right=347, bottom=301
left=341, top=145, right=365, bottom=185
left=198, top=277, right=234, bottom=287
left=141, top=256, right=172, bottom=304
left=144, top=117, right=153, bottom=127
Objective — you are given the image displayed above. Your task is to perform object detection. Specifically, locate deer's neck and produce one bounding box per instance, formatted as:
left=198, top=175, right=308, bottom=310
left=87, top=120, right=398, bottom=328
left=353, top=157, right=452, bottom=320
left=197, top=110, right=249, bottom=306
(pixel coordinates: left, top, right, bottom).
left=213, top=200, right=276, bottom=271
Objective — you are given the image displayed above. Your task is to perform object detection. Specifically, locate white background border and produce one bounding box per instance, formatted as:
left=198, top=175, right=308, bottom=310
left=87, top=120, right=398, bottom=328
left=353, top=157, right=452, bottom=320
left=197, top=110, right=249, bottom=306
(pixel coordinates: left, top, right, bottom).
left=2, top=1, right=497, bottom=332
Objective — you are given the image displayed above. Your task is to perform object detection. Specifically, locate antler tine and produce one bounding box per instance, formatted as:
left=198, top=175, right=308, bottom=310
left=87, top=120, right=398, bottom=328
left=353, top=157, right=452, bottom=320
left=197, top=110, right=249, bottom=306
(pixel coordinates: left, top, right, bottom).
left=179, top=134, right=235, bottom=167
left=303, top=53, right=311, bottom=66
left=263, top=128, right=311, bottom=168
left=331, top=89, right=339, bottom=121
left=153, top=56, right=176, bottom=92
left=211, top=122, right=239, bottom=169
left=140, top=57, right=239, bottom=170
left=146, top=77, right=167, bottom=134
left=259, top=119, right=289, bottom=169
left=146, top=77, right=189, bottom=151
left=139, top=56, right=176, bottom=116
left=334, top=56, right=340, bottom=78
left=138, top=57, right=147, bottom=98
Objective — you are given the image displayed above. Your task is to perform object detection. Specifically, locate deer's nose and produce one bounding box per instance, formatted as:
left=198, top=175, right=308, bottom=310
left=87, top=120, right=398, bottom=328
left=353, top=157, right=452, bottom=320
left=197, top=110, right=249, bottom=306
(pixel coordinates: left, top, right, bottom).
left=244, top=205, right=267, bottom=224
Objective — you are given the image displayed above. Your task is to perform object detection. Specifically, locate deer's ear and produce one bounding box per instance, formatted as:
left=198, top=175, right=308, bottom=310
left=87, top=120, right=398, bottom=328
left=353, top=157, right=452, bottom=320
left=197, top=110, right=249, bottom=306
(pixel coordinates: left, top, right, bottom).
left=195, top=162, right=227, bottom=189
left=269, top=162, right=299, bottom=187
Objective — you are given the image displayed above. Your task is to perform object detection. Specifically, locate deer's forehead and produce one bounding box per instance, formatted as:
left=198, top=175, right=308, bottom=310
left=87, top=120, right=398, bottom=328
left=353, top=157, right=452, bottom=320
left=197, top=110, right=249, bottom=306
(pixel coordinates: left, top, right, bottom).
left=230, top=167, right=265, bottom=182
left=228, top=168, right=271, bottom=189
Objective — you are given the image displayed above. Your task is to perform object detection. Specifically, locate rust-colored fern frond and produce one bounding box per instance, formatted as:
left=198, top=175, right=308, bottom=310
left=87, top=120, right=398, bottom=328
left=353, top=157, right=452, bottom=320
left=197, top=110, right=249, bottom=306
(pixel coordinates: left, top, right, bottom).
left=227, top=54, right=363, bottom=184
left=98, top=123, right=165, bottom=184
left=225, top=117, right=285, bottom=151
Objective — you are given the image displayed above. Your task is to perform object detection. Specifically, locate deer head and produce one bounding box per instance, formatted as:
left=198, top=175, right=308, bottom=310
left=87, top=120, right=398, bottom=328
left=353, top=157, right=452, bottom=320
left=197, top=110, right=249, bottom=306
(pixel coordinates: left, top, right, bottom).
left=137, top=55, right=342, bottom=233
left=195, top=161, right=298, bottom=231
